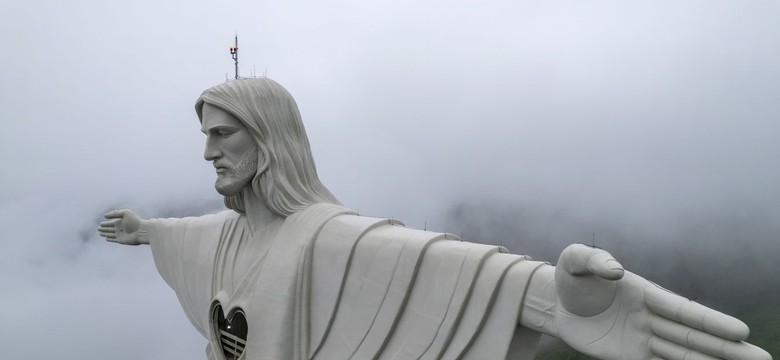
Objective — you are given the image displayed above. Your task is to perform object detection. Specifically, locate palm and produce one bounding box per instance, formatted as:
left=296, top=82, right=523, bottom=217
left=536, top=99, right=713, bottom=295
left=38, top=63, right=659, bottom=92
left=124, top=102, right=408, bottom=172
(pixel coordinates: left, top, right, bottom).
left=98, top=209, right=142, bottom=245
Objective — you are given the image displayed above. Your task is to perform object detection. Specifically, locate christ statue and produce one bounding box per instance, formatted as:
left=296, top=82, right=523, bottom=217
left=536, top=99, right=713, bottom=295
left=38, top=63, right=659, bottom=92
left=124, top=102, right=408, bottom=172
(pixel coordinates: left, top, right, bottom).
left=99, top=78, right=771, bottom=360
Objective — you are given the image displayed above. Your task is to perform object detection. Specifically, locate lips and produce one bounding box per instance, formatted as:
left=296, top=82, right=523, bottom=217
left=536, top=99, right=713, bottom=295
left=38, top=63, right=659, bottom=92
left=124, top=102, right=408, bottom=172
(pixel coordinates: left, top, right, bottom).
left=214, top=162, right=230, bottom=173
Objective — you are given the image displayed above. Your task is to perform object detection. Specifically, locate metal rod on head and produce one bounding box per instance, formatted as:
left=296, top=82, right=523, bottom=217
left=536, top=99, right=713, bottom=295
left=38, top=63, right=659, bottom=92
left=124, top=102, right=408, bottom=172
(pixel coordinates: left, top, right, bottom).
left=230, top=35, right=239, bottom=79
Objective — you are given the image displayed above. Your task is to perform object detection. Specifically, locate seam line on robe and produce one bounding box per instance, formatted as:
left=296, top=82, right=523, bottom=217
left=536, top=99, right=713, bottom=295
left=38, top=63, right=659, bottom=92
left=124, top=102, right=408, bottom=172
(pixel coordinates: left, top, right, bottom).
left=368, top=234, right=446, bottom=360
left=180, top=218, right=202, bottom=327
left=420, top=246, right=500, bottom=360
left=453, top=256, right=527, bottom=360
left=309, top=217, right=398, bottom=359
left=347, top=240, right=408, bottom=359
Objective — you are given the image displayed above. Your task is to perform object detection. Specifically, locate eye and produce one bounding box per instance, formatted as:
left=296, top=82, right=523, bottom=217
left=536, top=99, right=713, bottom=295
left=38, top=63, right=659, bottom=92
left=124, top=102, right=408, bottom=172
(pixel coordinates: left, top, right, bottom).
left=217, top=130, right=232, bottom=138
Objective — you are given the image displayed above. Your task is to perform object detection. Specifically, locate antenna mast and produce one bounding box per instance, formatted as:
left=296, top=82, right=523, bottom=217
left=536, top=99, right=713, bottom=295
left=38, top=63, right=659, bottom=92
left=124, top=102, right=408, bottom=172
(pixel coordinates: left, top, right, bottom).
left=229, top=35, right=239, bottom=79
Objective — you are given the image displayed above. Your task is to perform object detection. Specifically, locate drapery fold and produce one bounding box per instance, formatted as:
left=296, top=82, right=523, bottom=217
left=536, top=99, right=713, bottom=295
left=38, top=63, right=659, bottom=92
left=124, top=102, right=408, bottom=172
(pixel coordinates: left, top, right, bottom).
left=149, top=204, right=542, bottom=359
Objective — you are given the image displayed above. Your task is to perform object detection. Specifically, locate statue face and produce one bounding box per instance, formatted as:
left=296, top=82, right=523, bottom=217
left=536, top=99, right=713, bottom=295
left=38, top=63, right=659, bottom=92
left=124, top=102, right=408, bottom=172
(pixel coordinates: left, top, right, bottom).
left=201, top=103, right=259, bottom=196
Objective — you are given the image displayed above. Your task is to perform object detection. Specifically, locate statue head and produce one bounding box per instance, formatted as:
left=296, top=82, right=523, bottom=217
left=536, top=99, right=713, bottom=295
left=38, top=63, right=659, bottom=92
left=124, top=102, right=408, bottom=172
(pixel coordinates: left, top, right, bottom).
left=195, top=78, right=340, bottom=217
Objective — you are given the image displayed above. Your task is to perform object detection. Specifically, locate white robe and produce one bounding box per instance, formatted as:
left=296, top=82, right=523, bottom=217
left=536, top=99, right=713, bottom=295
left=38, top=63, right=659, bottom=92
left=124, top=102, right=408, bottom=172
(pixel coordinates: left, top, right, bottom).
left=148, top=203, right=545, bottom=360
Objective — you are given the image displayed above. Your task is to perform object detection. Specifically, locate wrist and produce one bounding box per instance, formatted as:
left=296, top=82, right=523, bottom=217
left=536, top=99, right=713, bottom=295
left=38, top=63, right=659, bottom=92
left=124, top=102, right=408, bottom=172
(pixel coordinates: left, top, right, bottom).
left=137, top=219, right=153, bottom=245
left=519, top=263, right=559, bottom=337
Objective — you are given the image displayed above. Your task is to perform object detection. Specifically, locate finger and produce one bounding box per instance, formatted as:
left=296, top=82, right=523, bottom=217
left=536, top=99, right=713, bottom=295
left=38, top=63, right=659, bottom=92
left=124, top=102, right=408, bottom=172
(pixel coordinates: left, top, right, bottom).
left=559, top=244, right=624, bottom=280
left=98, top=227, right=116, bottom=234
left=726, top=343, right=773, bottom=360
left=99, top=219, right=119, bottom=227
left=650, top=337, right=721, bottom=360
left=104, top=209, right=129, bottom=219
left=100, top=232, right=116, bottom=239
left=651, top=315, right=771, bottom=360
left=645, top=284, right=749, bottom=341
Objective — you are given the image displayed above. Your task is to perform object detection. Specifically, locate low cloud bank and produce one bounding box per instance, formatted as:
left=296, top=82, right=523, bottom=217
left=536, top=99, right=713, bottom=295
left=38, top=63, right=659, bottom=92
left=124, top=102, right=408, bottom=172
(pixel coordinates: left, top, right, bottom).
left=443, top=199, right=780, bottom=313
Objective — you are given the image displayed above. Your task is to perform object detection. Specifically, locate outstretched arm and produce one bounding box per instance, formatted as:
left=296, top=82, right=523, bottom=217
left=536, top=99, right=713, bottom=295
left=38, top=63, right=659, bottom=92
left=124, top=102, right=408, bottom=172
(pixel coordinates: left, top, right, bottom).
left=98, top=209, right=152, bottom=245
left=520, top=244, right=772, bottom=360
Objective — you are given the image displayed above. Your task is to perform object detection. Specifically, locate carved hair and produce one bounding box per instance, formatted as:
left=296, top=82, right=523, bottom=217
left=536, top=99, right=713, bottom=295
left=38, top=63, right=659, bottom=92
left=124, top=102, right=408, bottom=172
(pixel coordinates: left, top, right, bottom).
left=195, top=78, right=340, bottom=217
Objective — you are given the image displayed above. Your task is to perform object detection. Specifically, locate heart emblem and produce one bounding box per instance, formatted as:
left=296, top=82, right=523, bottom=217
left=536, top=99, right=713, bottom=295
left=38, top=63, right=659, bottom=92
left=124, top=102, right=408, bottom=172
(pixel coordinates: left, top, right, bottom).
left=211, top=304, right=248, bottom=360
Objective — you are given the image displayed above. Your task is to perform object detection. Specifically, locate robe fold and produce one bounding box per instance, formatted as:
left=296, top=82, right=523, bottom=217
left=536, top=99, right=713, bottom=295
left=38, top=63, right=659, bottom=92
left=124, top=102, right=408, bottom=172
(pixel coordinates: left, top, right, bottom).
left=149, top=203, right=544, bottom=360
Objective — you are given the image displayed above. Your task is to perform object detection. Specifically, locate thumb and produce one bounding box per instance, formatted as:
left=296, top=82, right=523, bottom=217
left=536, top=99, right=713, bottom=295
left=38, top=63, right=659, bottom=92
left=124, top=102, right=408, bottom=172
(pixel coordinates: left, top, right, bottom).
left=556, top=244, right=624, bottom=317
left=586, top=250, right=624, bottom=281
left=560, top=244, right=624, bottom=281
left=104, top=209, right=130, bottom=219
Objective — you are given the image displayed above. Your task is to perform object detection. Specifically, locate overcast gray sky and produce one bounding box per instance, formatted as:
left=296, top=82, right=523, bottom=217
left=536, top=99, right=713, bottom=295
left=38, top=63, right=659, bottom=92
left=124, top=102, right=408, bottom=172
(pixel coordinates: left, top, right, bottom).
left=1, top=0, right=779, bottom=359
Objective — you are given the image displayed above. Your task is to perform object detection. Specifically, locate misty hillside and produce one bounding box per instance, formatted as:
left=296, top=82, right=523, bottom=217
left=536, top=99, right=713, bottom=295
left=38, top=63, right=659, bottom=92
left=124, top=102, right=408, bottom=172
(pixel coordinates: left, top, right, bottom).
left=444, top=200, right=780, bottom=358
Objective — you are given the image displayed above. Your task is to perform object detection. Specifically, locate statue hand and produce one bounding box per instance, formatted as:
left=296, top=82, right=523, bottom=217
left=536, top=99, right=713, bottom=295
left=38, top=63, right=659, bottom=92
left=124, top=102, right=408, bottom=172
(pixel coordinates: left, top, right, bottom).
left=98, top=209, right=146, bottom=245
left=554, top=244, right=771, bottom=360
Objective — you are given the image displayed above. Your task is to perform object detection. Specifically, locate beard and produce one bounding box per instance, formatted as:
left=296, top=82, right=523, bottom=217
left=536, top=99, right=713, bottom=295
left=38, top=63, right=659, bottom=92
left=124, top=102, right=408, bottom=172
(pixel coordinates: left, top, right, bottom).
left=214, top=145, right=259, bottom=197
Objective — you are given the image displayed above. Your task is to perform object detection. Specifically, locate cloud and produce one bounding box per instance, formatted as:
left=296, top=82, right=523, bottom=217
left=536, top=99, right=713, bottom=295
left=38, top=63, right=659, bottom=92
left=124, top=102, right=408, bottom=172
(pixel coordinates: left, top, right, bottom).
left=1, top=0, right=778, bottom=358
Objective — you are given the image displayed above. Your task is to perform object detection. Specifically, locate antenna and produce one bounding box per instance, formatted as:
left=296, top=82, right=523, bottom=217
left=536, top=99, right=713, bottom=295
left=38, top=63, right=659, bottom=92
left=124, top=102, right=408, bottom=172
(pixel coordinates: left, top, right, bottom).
left=229, top=34, right=239, bottom=79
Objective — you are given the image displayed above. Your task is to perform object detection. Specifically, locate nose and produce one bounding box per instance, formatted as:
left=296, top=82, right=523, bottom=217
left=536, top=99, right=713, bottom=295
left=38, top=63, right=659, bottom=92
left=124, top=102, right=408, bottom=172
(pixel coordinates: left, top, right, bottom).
left=204, top=136, right=221, bottom=161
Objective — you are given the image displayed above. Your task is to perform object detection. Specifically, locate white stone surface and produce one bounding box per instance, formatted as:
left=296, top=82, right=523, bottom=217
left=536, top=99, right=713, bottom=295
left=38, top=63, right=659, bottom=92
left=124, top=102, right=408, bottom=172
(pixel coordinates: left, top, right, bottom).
left=99, top=78, right=771, bottom=360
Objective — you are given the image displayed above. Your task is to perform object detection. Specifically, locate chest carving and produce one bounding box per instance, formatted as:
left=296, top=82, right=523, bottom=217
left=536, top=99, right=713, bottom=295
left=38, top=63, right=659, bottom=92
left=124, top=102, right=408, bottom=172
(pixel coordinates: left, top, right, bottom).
left=210, top=303, right=248, bottom=360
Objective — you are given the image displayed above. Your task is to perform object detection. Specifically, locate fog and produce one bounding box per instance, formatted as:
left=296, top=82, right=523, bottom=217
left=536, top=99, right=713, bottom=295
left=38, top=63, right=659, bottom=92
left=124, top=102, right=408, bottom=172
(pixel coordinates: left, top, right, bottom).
left=1, top=0, right=778, bottom=358
left=443, top=199, right=780, bottom=312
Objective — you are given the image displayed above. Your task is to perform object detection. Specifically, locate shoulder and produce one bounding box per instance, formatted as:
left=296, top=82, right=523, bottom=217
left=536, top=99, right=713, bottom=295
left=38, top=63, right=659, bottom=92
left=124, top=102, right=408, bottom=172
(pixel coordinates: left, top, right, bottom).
left=148, top=210, right=241, bottom=235
left=183, top=209, right=240, bottom=225
left=207, top=209, right=241, bottom=222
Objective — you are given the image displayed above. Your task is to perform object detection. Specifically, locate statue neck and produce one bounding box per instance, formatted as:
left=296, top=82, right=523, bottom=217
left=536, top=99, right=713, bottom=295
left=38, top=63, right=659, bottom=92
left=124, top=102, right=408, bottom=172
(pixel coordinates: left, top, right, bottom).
left=241, top=188, right=284, bottom=235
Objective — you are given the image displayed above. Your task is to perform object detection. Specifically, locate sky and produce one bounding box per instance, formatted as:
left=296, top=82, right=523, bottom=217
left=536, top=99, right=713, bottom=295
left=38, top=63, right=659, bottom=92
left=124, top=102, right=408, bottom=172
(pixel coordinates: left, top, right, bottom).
left=1, top=0, right=779, bottom=358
